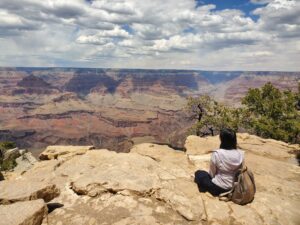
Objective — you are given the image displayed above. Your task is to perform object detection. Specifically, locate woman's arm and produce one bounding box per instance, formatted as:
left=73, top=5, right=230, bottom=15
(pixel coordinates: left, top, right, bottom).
left=209, top=152, right=217, bottom=178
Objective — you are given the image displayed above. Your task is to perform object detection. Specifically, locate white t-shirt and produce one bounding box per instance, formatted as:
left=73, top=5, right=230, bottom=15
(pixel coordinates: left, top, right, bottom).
left=209, top=149, right=244, bottom=190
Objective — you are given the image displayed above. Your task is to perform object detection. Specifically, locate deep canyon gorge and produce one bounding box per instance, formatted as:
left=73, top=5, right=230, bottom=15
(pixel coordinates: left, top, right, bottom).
left=0, top=67, right=299, bottom=154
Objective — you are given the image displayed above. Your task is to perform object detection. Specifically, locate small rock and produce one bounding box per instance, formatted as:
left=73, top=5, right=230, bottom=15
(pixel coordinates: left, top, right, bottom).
left=3, top=148, right=21, bottom=161
left=18, top=149, right=27, bottom=155
left=0, top=199, right=47, bottom=225
left=14, top=152, right=37, bottom=173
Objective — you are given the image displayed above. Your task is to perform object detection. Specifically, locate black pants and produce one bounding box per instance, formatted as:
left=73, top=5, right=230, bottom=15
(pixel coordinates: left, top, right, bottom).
left=194, top=170, right=229, bottom=196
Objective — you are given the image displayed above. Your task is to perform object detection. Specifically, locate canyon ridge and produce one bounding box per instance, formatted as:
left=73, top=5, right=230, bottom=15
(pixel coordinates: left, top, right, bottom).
left=0, top=67, right=299, bottom=153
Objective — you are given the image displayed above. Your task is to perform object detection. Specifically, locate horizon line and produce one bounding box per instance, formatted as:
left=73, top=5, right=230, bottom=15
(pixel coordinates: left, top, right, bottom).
left=0, top=66, right=300, bottom=73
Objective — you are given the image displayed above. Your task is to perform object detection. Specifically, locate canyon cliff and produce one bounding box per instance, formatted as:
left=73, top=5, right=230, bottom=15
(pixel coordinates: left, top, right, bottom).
left=0, top=67, right=299, bottom=153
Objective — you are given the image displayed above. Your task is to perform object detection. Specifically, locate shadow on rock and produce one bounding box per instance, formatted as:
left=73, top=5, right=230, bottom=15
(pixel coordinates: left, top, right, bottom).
left=47, top=203, right=64, bottom=213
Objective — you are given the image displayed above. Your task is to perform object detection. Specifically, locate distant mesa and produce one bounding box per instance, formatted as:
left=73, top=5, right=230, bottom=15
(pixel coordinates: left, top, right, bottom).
left=64, top=73, right=119, bottom=95
left=17, top=75, right=52, bottom=88
left=13, top=75, right=57, bottom=95
left=63, top=71, right=200, bottom=96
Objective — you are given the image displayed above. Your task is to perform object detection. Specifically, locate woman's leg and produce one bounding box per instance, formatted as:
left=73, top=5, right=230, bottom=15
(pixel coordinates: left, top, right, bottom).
left=209, top=184, right=228, bottom=196
left=194, top=170, right=212, bottom=192
left=194, top=170, right=228, bottom=196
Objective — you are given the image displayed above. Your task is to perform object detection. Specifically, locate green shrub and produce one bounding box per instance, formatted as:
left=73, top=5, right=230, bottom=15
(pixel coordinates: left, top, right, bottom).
left=0, top=141, right=17, bottom=171
left=1, top=159, right=17, bottom=171
left=0, top=141, right=16, bottom=150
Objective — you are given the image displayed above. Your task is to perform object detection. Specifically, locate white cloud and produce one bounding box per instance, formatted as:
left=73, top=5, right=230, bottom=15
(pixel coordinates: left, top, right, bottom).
left=77, top=26, right=131, bottom=45
left=0, top=0, right=299, bottom=70
left=0, top=10, right=40, bottom=35
left=151, top=35, right=193, bottom=52
left=253, top=0, right=300, bottom=38
left=250, top=0, right=273, bottom=4
left=77, top=36, right=110, bottom=45
left=119, top=39, right=134, bottom=47
left=91, top=0, right=135, bottom=15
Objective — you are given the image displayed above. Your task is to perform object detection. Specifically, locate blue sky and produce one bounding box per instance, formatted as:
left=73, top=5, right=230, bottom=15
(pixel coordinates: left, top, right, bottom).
left=195, top=0, right=267, bottom=21
left=0, top=0, right=299, bottom=71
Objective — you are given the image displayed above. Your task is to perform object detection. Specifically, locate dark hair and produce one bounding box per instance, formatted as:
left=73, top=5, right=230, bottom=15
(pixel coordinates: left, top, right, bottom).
left=220, top=128, right=237, bottom=150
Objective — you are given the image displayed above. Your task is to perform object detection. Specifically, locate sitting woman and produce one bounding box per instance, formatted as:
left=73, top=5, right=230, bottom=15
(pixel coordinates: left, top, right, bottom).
left=194, top=128, right=244, bottom=196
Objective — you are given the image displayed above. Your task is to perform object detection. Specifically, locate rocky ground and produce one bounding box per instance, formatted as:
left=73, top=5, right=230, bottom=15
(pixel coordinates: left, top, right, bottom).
left=0, top=133, right=299, bottom=225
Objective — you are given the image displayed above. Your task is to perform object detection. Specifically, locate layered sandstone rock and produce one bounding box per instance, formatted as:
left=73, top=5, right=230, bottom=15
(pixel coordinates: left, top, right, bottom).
left=0, top=134, right=299, bottom=225
left=39, top=145, right=95, bottom=160
left=0, top=180, right=60, bottom=204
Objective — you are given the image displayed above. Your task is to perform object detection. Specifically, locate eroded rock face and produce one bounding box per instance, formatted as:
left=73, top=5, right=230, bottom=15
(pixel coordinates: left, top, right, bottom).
left=1, top=134, right=299, bottom=225
left=0, top=199, right=47, bottom=225
left=39, top=145, right=95, bottom=160
left=0, top=180, right=60, bottom=204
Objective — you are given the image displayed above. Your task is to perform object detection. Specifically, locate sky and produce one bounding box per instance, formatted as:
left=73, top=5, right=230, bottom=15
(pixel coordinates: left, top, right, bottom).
left=0, top=0, right=299, bottom=71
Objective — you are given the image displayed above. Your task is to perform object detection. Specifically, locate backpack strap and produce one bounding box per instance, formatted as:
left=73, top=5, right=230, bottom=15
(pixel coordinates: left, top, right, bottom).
left=218, top=189, right=233, bottom=202
left=218, top=161, right=246, bottom=202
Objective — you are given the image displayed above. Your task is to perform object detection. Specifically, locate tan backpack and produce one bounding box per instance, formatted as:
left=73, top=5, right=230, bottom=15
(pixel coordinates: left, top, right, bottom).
left=219, top=165, right=256, bottom=205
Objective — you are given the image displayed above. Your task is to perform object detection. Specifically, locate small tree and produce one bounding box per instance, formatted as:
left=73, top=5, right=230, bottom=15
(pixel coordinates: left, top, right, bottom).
left=186, top=95, right=241, bottom=136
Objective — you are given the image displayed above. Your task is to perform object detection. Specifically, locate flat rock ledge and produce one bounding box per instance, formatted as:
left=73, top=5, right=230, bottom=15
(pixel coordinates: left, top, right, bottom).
left=0, top=133, right=299, bottom=225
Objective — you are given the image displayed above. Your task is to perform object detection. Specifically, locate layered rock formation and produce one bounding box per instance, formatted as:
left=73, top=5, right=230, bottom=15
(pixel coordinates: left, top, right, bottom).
left=0, top=68, right=299, bottom=153
left=1, top=134, right=299, bottom=225
left=209, top=72, right=300, bottom=105
left=39, top=145, right=95, bottom=160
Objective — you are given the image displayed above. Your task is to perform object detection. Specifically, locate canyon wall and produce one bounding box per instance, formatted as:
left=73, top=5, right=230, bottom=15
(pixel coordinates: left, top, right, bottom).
left=0, top=67, right=299, bottom=153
